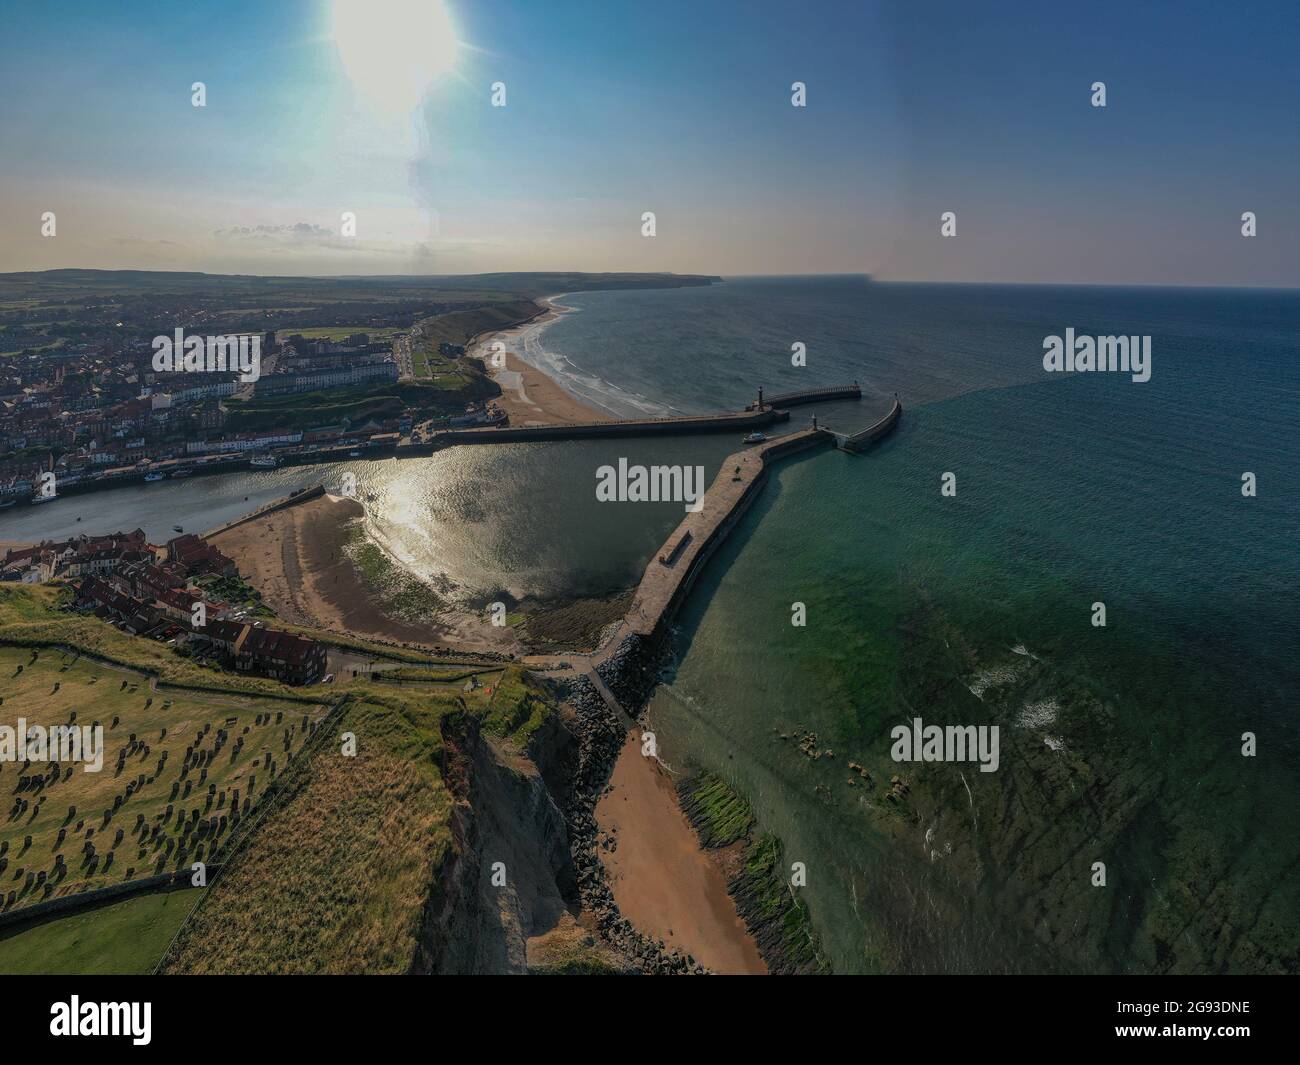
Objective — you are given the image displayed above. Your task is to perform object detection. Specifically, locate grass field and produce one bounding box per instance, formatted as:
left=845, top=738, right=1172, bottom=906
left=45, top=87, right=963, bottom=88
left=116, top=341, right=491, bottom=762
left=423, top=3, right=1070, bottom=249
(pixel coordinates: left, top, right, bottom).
left=224, top=376, right=496, bottom=433
left=411, top=299, right=539, bottom=377
left=161, top=690, right=456, bottom=974
left=0, top=887, right=200, bottom=975
left=161, top=667, right=551, bottom=973
left=283, top=325, right=402, bottom=341
left=0, top=645, right=329, bottom=914
left=0, top=582, right=558, bottom=975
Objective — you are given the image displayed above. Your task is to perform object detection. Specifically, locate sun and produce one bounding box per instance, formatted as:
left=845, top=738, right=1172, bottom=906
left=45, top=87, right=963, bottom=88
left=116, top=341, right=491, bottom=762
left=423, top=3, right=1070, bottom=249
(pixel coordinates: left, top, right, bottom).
left=332, top=0, right=459, bottom=114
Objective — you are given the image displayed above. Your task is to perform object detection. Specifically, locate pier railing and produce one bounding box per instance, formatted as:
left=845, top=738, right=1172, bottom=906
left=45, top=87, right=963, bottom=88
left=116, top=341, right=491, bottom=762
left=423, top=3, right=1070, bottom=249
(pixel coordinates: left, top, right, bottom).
left=745, top=383, right=861, bottom=411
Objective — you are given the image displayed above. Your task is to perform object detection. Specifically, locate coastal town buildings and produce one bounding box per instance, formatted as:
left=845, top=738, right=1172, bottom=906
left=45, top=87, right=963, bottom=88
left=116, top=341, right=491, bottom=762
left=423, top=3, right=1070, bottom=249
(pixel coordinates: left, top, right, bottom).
left=17, top=526, right=329, bottom=686
left=0, top=328, right=412, bottom=501
left=192, top=618, right=327, bottom=685
left=254, top=360, right=398, bottom=395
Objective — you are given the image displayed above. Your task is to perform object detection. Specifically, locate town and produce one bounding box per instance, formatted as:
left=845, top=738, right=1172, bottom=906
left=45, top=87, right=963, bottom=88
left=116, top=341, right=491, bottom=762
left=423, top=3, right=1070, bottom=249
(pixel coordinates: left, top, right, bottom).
left=0, top=320, right=504, bottom=505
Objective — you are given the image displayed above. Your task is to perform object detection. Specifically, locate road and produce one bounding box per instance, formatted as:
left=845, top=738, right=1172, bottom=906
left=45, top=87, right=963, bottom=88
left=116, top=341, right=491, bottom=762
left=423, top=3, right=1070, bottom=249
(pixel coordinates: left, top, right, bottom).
left=394, top=330, right=415, bottom=380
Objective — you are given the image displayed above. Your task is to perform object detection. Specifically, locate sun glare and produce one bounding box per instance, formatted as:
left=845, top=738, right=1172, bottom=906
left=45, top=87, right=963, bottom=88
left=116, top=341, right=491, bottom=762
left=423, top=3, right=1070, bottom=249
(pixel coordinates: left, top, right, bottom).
left=332, top=0, right=459, bottom=114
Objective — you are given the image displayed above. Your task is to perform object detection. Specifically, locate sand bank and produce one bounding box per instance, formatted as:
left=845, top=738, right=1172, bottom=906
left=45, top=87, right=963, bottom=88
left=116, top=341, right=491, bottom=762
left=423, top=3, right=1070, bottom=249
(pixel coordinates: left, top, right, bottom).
left=210, top=493, right=521, bottom=655
left=594, top=729, right=767, bottom=975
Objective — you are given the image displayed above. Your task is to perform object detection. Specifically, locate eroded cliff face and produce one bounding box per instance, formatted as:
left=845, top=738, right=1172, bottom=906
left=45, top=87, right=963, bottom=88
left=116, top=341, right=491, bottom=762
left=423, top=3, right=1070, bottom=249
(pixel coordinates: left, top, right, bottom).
left=417, top=713, right=586, bottom=974
left=419, top=672, right=713, bottom=976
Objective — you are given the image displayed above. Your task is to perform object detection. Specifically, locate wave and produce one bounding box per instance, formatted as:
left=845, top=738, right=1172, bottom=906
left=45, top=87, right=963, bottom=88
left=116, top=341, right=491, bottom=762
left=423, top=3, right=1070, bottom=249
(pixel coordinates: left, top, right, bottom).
left=509, top=296, right=680, bottom=419
left=967, top=662, right=1021, bottom=699
left=1016, top=697, right=1059, bottom=730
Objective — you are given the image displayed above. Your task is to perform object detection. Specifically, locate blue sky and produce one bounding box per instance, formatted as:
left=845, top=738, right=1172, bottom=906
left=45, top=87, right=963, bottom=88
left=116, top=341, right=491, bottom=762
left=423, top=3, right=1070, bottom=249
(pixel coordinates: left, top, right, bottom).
left=1, top=0, right=1296, bottom=284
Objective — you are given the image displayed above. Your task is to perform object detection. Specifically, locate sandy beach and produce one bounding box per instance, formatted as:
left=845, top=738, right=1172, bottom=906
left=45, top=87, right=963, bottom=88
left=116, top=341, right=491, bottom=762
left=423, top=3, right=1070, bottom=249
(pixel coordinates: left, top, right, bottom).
left=210, top=493, right=522, bottom=655
left=473, top=299, right=612, bottom=427
left=595, top=729, right=767, bottom=975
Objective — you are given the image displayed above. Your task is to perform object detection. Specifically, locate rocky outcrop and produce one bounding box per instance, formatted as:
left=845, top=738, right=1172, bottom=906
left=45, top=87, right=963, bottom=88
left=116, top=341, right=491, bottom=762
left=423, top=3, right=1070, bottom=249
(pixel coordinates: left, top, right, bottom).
left=595, top=634, right=664, bottom=715
left=676, top=771, right=831, bottom=975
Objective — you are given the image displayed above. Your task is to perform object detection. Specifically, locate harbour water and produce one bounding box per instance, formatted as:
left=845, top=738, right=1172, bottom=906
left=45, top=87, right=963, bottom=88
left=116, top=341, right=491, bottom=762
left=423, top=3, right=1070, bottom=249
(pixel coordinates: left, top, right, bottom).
left=0, top=438, right=734, bottom=609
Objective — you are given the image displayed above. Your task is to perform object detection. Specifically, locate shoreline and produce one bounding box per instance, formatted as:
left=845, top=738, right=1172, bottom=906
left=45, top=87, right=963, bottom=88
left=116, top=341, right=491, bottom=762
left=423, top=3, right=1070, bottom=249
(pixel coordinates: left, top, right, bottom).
left=472, top=295, right=616, bottom=425
left=14, top=312, right=824, bottom=976
left=208, top=492, right=523, bottom=657
left=207, top=490, right=776, bottom=972
left=594, top=730, right=767, bottom=974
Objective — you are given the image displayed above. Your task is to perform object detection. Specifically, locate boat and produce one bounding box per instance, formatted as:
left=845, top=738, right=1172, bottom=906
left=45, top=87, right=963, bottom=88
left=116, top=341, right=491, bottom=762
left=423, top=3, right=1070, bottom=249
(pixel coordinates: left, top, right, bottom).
left=173, top=525, right=184, bottom=534
left=348, top=450, right=362, bottom=458
left=169, top=468, right=191, bottom=478
left=743, top=431, right=768, bottom=444
left=249, top=454, right=279, bottom=469
left=143, top=472, right=165, bottom=482
left=31, top=493, right=58, bottom=504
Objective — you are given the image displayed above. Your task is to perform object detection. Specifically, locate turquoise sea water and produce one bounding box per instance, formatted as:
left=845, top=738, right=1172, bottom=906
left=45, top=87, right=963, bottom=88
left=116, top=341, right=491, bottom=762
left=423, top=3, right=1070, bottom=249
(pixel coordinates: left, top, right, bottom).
left=538, top=278, right=1300, bottom=974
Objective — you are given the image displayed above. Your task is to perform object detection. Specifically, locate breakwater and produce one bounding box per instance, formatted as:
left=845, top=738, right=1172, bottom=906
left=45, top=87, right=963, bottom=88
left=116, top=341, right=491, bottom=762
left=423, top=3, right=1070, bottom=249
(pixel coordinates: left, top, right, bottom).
left=2, top=385, right=873, bottom=512
left=585, top=396, right=903, bottom=702
left=838, top=394, right=902, bottom=451
left=1, top=409, right=793, bottom=511
left=745, top=382, right=861, bottom=410
left=623, top=427, right=835, bottom=645
left=201, top=484, right=326, bottom=538
left=425, top=407, right=787, bottom=447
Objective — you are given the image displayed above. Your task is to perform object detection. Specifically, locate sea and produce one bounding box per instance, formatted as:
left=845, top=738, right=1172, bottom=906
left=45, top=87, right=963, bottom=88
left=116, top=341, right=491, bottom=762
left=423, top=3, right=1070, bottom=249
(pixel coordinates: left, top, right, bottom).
left=4, top=277, right=1297, bottom=973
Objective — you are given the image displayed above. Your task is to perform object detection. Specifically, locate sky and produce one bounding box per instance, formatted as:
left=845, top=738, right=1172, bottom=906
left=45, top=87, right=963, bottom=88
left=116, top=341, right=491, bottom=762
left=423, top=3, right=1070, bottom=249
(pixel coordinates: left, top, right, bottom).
left=1, top=0, right=1297, bottom=285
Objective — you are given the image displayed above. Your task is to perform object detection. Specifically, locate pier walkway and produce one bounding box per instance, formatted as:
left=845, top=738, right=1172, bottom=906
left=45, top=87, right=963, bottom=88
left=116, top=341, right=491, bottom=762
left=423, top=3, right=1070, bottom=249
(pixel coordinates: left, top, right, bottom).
left=580, top=396, right=904, bottom=661
left=744, top=382, right=861, bottom=411
left=619, top=427, right=834, bottom=644
left=422, top=406, right=786, bottom=448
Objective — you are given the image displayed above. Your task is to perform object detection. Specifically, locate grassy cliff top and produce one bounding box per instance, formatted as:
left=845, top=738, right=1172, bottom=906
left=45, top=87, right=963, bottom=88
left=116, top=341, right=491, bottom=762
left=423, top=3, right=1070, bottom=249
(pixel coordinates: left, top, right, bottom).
left=0, top=583, right=556, bottom=975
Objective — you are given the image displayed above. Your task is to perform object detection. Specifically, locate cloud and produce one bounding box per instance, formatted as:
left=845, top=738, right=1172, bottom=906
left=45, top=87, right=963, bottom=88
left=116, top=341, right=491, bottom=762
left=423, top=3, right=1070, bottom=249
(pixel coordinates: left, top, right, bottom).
left=213, top=222, right=345, bottom=247
left=111, top=237, right=180, bottom=246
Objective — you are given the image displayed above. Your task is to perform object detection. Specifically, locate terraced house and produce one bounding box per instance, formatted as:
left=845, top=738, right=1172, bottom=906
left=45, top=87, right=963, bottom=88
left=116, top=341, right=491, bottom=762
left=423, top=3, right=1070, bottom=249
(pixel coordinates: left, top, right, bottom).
left=193, top=619, right=326, bottom=685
